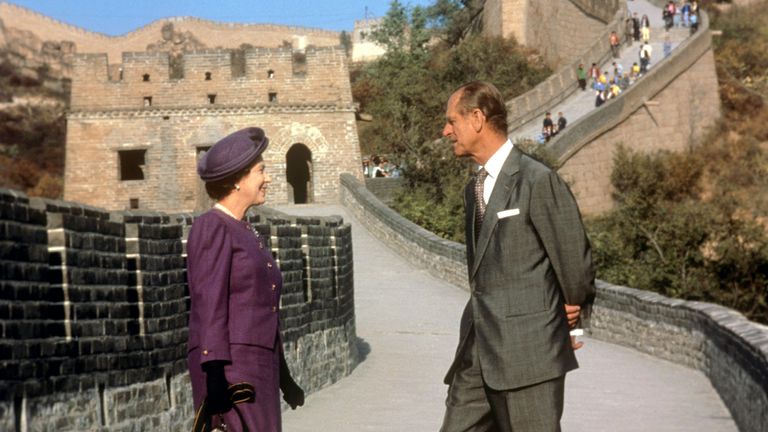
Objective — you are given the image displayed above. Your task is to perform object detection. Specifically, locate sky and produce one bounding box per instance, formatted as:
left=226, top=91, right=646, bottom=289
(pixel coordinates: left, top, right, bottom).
left=6, top=0, right=435, bottom=35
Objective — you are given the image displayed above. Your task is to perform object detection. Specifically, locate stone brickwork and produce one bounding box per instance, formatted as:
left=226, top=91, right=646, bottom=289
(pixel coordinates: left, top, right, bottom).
left=340, top=174, right=468, bottom=289
left=552, top=13, right=721, bottom=215
left=64, top=46, right=363, bottom=213
left=590, top=281, right=768, bottom=432
left=0, top=2, right=340, bottom=77
left=482, top=0, right=620, bottom=68
left=341, top=174, right=768, bottom=432
left=0, top=188, right=357, bottom=431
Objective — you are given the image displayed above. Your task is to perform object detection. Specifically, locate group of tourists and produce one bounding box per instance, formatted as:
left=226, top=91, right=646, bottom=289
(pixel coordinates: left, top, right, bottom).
left=362, top=155, right=401, bottom=178
left=662, top=0, right=700, bottom=33
left=540, top=111, right=567, bottom=142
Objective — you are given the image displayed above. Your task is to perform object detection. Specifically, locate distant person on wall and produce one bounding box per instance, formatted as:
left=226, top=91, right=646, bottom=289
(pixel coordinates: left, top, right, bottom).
left=588, top=62, right=600, bottom=89
left=362, top=159, right=371, bottom=177
left=690, top=12, right=699, bottom=34
left=542, top=112, right=555, bottom=141
left=440, top=81, right=595, bottom=432
left=682, top=0, right=691, bottom=27
left=641, top=14, right=651, bottom=30
left=390, top=164, right=402, bottom=178
left=664, top=1, right=676, bottom=30
left=640, top=41, right=653, bottom=74
left=188, top=127, right=305, bottom=432
left=595, top=89, right=607, bottom=107
left=577, top=63, right=587, bottom=91
left=625, top=17, right=635, bottom=46
left=633, top=12, right=642, bottom=41
left=557, top=112, right=567, bottom=132
left=610, top=30, right=621, bottom=58
left=641, top=23, right=651, bottom=44
left=371, top=156, right=388, bottom=177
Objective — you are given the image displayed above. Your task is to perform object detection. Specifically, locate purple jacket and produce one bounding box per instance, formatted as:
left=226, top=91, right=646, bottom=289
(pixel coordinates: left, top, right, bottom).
left=186, top=209, right=282, bottom=365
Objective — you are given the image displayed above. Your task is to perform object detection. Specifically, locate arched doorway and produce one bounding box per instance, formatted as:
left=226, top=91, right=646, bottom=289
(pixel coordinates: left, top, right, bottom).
left=286, top=144, right=313, bottom=204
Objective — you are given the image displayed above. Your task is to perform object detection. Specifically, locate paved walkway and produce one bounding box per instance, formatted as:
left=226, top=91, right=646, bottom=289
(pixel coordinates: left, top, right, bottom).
left=511, top=0, right=691, bottom=142
left=276, top=204, right=737, bottom=431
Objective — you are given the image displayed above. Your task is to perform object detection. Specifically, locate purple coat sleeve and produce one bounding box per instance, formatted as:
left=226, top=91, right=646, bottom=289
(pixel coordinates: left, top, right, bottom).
left=187, top=213, right=233, bottom=364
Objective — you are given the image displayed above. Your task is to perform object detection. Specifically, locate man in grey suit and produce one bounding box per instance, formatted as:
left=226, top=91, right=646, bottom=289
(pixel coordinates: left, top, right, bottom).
left=440, top=81, right=595, bottom=431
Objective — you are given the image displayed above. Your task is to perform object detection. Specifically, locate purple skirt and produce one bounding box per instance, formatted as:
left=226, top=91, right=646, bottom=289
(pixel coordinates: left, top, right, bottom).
left=189, top=343, right=281, bottom=432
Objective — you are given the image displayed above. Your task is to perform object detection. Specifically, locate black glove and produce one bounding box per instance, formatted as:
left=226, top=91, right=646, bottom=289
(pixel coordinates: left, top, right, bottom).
left=203, top=361, right=233, bottom=414
left=280, top=354, right=305, bottom=410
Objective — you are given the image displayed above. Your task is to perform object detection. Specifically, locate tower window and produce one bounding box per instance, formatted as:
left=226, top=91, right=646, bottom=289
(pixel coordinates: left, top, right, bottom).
left=208, top=94, right=216, bottom=104
left=142, top=74, right=150, bottom=82
left=143, top=96, right=152, bottom=107
left=269, top=92, right=277, bottom=103
left=119, top=150, right=146, bottom=181
left=267, top=69, right=275, bottom=79
left=205, top=72, right=212, bottom=80
left=129, top=198, right=140, bottom=209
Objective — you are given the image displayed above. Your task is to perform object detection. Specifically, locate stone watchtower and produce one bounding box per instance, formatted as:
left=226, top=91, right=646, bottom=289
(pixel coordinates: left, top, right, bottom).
left=64, top=46, right=363, bottom=213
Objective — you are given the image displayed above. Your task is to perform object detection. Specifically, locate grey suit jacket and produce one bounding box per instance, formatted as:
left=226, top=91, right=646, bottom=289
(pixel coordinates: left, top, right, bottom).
left=445, top=146, right=596, bottom=390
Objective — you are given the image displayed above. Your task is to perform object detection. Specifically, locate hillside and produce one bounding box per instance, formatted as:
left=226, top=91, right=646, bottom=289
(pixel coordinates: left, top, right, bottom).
left=0, top=50, right=67, bottom=198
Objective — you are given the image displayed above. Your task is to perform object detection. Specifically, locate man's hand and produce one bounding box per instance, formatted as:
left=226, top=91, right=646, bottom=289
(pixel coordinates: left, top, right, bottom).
left=565, top=304, right=581, bottom=328
left=566, top=304, right=584, bottom=350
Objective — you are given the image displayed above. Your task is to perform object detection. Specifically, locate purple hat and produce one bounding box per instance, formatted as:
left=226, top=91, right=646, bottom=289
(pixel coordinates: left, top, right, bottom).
left=197, top=127, right=269, bottom=182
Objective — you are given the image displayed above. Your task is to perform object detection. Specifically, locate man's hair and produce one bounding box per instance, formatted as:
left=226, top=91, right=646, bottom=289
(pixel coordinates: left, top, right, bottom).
left=454, top=81, right=508, bottom=135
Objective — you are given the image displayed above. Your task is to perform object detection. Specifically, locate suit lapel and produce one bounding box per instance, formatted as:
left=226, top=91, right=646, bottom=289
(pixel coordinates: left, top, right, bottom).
left=464, top=180, right=476, bottom=261
left=470, top=147, right=522, bottom=280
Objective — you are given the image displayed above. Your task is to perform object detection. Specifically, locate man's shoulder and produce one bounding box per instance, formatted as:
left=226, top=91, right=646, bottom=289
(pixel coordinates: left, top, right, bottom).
left=514, top=148, right=555, bottom=179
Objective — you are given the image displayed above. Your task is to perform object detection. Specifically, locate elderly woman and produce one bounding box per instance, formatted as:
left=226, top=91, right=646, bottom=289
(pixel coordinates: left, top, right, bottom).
left=187, top=127, right=304, bottom=431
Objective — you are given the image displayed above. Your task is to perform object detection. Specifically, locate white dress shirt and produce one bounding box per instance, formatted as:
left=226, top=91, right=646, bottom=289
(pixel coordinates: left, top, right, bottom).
left=478, top=139, right=514, bottom=205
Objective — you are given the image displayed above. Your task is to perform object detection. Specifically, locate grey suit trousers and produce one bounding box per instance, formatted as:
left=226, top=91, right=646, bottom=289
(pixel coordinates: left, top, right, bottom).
left=441, top=330, right=565, bottom=432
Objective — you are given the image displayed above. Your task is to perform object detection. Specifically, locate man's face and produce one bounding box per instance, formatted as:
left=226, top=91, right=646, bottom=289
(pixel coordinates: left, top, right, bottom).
left=443, top=92, right=478, bottom=159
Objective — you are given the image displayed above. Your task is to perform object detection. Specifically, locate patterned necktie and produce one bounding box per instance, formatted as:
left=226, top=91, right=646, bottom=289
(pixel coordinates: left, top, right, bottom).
left=474, top=168, right=489, bottom=236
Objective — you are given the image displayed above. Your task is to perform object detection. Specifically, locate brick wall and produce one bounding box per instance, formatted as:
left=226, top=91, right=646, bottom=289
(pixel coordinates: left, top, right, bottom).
left=363, top=178, right=405, bottom=205
left=64, top=46, right=363, bottom=213
left=0, top=188, right=358, bottom=431
left=482, top=0, right=619, bottom=68
left=339, top=174, right=768, bottom=432
left=69, top=47, right=353, bottom=110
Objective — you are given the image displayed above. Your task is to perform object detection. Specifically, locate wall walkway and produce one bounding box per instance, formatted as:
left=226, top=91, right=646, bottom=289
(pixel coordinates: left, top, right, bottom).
left=334, top=173, right=765, bottom=432
left=278, top=192, right=740, bottom=431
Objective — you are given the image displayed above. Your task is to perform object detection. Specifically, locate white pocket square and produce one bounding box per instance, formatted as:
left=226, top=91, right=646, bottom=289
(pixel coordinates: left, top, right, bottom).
left=497, top=208, right=520, bottom=219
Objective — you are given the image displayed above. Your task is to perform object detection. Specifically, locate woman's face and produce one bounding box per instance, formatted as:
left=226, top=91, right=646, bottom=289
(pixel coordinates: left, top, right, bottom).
left=238, top=160, right=271, bottom=206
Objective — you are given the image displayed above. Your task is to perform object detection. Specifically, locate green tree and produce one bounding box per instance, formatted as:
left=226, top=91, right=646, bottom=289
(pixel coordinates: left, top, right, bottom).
left=354, top=0, right=551, bottom=242
left=587, top=145, right=768, bottom=323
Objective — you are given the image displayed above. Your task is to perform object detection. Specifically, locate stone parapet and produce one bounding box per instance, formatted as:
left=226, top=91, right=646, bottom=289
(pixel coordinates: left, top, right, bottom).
left=339, top=174, right=468, bottom=289
left=363, top=177, right=406, bottom=205
left=592, top=280, right=768, bottom=432
left=339, top=174, right=767, bottom=432
left=0, top=188, right=357, bottom=430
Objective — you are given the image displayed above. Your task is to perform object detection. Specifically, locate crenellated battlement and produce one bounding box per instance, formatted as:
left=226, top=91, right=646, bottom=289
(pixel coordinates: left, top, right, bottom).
left=69, top=46, right=352, bottom=110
